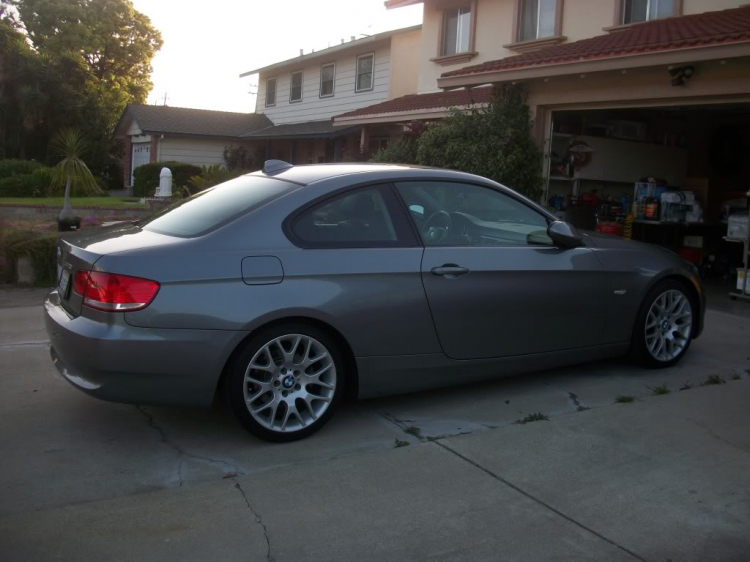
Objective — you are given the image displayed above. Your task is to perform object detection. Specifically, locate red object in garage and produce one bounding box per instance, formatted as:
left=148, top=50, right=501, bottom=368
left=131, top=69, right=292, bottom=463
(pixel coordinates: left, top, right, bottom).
left=679, top=248, right=702, bottom=265
left=596, top=222, right=624, bottom=237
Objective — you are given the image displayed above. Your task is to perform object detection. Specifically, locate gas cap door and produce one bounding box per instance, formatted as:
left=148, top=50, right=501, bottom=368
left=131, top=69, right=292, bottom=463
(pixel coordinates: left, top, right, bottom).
left=241, top=256, right=284, bottom=285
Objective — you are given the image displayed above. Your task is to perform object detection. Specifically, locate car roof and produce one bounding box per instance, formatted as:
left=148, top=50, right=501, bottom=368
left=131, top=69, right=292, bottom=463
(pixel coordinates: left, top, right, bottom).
left=247, top=163, right=443, bottom=185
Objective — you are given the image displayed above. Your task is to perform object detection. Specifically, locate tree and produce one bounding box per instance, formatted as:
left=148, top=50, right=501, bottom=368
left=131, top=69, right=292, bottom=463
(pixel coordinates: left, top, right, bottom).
left=8, top=0, right=162, bottom=103
left=0, top=0, right=162, bottom=184
left=50, top=128, right=102, bottom=221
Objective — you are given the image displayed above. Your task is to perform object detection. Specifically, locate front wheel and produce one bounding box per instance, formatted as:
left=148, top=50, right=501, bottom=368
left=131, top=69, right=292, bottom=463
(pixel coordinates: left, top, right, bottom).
left=226, top=324, right=343, bottom=442
left=630, top=280, right=695, bottom=368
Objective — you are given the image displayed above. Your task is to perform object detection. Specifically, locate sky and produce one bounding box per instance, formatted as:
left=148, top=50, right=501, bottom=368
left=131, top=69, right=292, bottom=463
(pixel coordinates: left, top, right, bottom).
left=130, top=0, right=423, bottom=114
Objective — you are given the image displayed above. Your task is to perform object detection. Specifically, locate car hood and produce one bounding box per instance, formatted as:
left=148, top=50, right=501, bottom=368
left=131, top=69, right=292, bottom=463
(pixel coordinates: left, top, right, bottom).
left=583, top=230, right=691, bottom=268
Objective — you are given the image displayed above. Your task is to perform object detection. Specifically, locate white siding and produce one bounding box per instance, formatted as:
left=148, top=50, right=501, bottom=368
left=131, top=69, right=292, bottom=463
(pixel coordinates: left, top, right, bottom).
left=256, top=44, right=392, bottom=124
left=158, top=137, right=230, bottom=167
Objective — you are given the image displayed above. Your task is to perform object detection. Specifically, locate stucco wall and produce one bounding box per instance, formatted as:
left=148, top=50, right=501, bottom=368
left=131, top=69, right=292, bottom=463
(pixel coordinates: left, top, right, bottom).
left=416, top=0, right=748, bottom=94
left=389, top=29, right=421, bottom=99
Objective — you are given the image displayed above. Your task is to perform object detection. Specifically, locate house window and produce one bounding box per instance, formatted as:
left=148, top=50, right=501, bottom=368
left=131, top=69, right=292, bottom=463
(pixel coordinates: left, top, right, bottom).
left=441, top=5, right=472, bottom=56
left=622, top=0, right=675, bottom=24
left=290, top=71, right=303, bottom=103
left=265, top=78, right=277, bottom=107
left=519, top=0, right=557, bottom=42
left=368, top=137, right=389, bottom=153
left=320, top=63, right=335, bottom=98
left=356, top=53, right=375, bottom=93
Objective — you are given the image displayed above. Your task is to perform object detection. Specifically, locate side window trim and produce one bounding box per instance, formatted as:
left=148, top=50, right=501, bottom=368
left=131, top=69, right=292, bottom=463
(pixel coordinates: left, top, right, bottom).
left=392, top=179, right=553, bottom=249
left=283, top=183, right=421, bottom=250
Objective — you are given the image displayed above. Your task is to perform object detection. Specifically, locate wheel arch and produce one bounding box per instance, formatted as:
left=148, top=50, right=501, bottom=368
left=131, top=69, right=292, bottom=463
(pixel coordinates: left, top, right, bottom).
left=214, top=316, right=360, bottom=405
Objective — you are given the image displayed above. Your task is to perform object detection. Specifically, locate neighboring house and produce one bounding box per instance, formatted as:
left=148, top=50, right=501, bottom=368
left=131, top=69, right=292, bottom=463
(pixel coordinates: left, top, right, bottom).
left=334, top=0, right=750, bottom=211
left=239, top=25, right=422, bottom=163
left=114, top=105, right=272, bottom=188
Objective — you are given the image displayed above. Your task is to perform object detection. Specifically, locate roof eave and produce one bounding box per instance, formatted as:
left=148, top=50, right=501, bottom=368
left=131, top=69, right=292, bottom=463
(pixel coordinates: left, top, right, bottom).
left=437, top=41, right=750, bottom=89
left=333, top=104, right=489, bottom=126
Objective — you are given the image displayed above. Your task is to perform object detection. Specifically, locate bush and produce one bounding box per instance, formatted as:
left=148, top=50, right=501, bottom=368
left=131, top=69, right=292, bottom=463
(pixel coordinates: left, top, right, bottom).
left=416, top=85, right=543, bottom=200
left=0, top=159, right=44, bottom=179
left=0, top=166, right=55, bottom=197
left=0, top=227, right=58, bottom=285
left=187, top=164, right=246, bottom=194
left=370, top=139, right=419, bottom=165
left=224, top=145, right=263, bottom=171
left=132, top=161, right=202, bottom=197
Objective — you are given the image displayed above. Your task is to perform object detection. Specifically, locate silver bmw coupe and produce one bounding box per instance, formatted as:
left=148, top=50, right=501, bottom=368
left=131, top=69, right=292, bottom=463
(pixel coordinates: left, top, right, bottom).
left=45, top=162, right=704, bottom=441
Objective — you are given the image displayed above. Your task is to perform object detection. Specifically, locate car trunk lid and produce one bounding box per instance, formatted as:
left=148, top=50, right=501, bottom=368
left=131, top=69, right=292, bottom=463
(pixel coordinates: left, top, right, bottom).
left=56, top=222, right=182, bottom=317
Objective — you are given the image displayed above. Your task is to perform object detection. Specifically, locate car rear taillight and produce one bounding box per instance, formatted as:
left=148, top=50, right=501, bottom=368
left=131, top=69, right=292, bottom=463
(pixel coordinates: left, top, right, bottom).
left=75, top=271, right=160, bottom=312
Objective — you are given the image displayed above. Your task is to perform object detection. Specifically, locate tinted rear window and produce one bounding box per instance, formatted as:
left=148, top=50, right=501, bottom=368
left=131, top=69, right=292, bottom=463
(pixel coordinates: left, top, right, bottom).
left=141, top=176, right=296, bottom=237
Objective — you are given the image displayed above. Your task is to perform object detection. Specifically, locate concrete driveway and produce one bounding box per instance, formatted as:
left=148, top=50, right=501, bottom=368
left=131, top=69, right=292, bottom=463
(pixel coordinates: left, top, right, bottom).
left=0, top=286, right=749, bottom=561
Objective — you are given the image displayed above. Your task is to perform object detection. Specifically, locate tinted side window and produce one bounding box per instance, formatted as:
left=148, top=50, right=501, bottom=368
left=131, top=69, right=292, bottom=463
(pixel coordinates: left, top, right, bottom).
left=291, top=186, right=402, bottom=247
left=395, top=181, right=552, bottom=247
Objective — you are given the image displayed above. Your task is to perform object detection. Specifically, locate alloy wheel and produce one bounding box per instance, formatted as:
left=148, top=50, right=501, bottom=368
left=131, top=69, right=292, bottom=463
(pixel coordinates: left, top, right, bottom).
left=243, top=334, right=337, bottom=433
left=644, top=289, right=693, bottom=362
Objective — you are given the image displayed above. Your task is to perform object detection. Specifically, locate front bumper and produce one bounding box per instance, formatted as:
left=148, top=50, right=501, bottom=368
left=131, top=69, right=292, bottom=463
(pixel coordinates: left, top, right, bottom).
left=44, top=290, right=248, bottom=408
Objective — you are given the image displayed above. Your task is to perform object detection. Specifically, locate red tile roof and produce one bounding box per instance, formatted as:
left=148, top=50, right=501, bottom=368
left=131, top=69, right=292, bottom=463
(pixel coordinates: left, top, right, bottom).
left=443, top=6, right=750, bottom=79
left=336, top=87, right=494, bottom=120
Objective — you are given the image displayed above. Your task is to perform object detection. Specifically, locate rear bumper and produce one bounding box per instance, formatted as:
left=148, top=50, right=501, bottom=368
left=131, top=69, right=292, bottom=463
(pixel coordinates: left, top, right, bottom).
left=44, top=290, right=248, bottom=408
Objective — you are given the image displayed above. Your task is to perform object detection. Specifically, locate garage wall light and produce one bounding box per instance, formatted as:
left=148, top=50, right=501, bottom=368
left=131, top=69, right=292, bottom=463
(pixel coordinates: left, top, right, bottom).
left=669, top=66, right=694, bottom=87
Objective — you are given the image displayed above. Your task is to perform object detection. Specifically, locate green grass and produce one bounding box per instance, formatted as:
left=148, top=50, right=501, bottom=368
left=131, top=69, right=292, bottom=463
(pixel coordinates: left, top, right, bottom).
left=701, top=375, right=726, bottom=386
left=515, top=413, right=549, bottom=425
left=648, top=384, right=670, bottom=396
left=0, top=197, right=147, bottom=209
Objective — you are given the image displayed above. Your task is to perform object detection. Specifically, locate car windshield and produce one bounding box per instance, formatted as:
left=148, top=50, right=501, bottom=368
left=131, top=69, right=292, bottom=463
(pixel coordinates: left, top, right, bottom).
left=140, top=175, right=296, bottom=237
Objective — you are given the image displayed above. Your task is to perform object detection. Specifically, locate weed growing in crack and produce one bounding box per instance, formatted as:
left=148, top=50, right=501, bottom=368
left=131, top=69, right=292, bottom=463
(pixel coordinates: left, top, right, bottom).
left=648, top=384, right=670, bottom=395
left=731, top=374, right=741, bottom=381
left=515, top=413, right=549, bottom=425
left=394, top=439, right=409, bottom=448
left=576, top=405, right=591, bottom=412
left=679, top=382, right=693, bottom=391
left=701, top=375, right=726, bottom=386
left=403, top=426, right=423, bottom=440
left=615, top=395, right=635, bottom=404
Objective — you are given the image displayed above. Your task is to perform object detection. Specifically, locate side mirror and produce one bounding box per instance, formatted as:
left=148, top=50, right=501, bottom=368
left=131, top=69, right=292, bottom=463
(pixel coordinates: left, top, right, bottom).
left=548, top=221, right=583, bottom=248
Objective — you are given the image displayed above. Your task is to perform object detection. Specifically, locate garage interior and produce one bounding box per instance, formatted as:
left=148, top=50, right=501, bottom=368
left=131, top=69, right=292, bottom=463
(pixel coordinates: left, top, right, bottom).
left=545, top=102, right=750, bottom=300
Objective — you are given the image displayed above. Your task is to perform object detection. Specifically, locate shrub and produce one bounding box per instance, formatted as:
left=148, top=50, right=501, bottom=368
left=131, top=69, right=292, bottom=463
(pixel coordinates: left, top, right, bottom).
left=224, top=145, right=263, bottom=171
left=187, top=165, right=245, bottom=194
left=370, top=139, right=419, bottom=165
left=132, top=161, right=202, bottom=197
left=0, top=159, right=44, bottom=179
left=416, top=85, right=543, bottom=200
left=0, top=166, right=55, bottom=197
left=0, top=227, right=58, bottom=285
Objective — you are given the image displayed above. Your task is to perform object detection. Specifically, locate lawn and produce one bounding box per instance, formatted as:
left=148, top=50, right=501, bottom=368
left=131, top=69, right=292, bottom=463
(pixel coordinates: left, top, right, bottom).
left=0, top=197, right=147, bottom=209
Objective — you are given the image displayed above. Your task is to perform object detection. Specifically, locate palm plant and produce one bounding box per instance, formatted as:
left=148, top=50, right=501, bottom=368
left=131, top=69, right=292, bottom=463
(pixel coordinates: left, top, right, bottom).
left=50, top=128, right=103, bottom=221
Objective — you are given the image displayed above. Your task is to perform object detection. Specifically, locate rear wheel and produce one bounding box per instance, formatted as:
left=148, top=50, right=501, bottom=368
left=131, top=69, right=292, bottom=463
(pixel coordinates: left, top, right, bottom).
left=226, top=324, right=343, bottom=442
left=630, top=280, right=695, bottom=368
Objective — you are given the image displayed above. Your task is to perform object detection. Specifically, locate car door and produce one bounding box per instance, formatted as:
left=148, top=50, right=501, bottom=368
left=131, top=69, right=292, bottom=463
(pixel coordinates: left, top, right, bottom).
left=394, top=180, right=609, bottom=360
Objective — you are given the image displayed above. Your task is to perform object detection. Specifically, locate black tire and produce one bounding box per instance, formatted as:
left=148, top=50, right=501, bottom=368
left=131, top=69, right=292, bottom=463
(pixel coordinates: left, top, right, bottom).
left=630, top=279, right=696, bottom=368
left=226, top=323, right=345, bottom=443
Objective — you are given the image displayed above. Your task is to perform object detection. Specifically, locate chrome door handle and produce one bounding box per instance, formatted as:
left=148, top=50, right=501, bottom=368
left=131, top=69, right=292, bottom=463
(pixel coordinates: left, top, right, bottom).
left=431, top=265, right=469, bottom=278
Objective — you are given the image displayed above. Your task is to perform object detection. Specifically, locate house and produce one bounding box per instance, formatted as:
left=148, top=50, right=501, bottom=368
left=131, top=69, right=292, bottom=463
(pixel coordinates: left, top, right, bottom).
left=334, top=1, right=750, bottom=217
left=114, top=105, right=272, bottom=188
left=239, top=24, right=422, bottom=163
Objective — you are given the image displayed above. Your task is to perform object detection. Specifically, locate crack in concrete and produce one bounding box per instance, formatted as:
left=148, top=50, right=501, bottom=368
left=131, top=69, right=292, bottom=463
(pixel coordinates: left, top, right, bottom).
left=433, top=440, right=647, bottom=562
left=233, top=479, right=274, bottom=562
left=135, top=405, right=244, bottom=488
left=544, top=381, right=591, bottom=412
